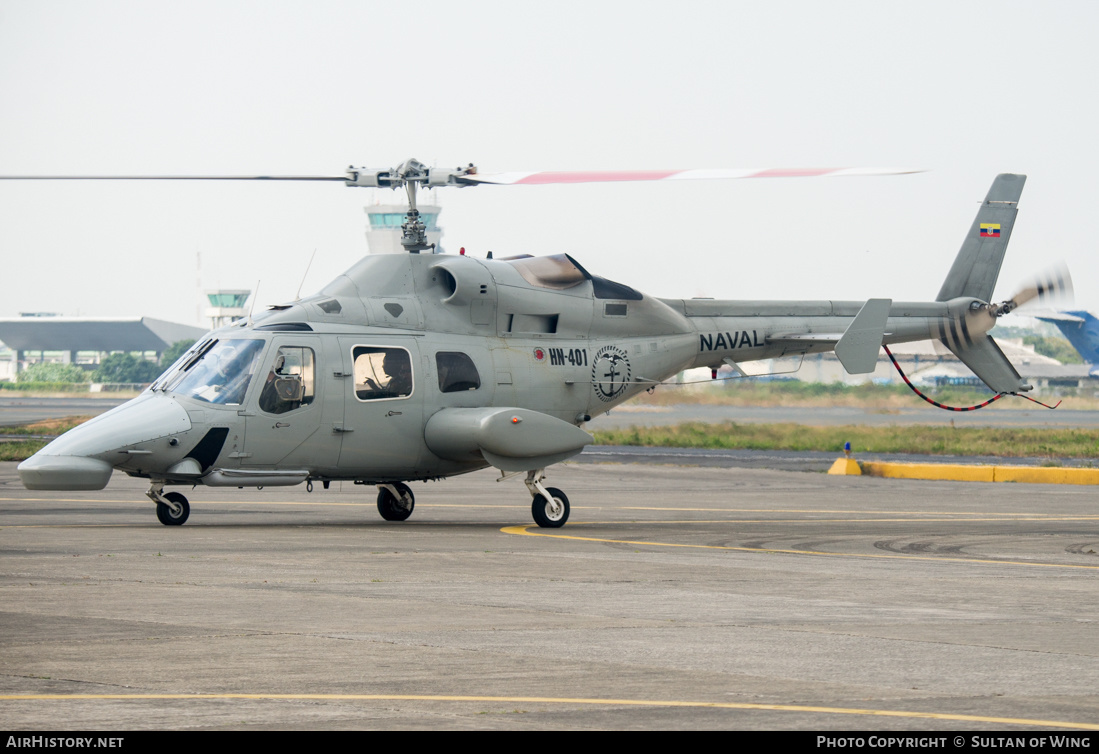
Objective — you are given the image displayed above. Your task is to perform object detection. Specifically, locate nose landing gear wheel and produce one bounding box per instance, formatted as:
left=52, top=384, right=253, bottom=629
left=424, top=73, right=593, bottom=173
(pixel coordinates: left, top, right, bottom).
left=156, top=492, right=190, bottom=526
left=377, top=482, right=415, bottom=521
left=532, top=487, right=569, bottom=528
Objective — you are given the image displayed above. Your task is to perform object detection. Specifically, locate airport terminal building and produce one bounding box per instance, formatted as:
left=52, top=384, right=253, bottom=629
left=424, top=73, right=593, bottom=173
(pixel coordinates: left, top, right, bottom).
left=0, top=316, right=207, bottom=381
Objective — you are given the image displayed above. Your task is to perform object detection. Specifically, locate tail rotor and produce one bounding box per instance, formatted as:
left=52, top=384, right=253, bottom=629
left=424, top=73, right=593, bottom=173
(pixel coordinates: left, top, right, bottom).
left=988, top=264, right=1074, bottom=318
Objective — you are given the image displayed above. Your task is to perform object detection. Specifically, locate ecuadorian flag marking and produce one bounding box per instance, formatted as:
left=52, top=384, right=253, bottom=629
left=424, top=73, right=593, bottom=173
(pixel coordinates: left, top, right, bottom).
left=980, top=223, right=1001, bottom=238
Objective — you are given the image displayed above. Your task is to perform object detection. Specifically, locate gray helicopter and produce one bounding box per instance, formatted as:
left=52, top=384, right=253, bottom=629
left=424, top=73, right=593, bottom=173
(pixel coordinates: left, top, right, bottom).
left=11, top=163, right=1067, bottom=528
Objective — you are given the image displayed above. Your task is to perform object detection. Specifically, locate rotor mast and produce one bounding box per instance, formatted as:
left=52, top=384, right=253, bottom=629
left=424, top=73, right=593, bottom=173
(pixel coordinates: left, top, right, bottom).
left=401, top=165, right=428, bottom=254
left=345, top=158, right=479, bottom=254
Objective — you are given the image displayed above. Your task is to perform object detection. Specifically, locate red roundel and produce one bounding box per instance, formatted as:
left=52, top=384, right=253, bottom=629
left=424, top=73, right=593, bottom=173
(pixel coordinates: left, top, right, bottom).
left=533, top=348, right=545, bottom=361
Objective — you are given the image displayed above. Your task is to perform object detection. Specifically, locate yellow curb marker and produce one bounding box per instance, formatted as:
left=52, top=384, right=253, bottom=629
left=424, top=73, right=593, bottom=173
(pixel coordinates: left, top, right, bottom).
left=828, top=458, right=1099, bottom=485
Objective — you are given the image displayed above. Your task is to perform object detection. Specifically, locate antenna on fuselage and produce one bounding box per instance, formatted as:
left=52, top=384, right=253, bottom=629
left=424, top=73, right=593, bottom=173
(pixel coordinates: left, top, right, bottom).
left=246, top=281, right=260, bottom=327
left=295, top=250, right=317, bottom=300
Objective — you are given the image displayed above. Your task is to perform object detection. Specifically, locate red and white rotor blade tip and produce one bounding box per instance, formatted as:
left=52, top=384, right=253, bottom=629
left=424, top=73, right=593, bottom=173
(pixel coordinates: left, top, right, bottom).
left=462, top=167, right=924, bottom=185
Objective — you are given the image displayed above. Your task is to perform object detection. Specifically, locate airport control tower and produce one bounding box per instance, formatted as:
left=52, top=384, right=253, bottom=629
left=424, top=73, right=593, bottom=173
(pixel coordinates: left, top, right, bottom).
left=205, top=290, right=251, bottom=329
left=365, top=203, right=444, bottom=254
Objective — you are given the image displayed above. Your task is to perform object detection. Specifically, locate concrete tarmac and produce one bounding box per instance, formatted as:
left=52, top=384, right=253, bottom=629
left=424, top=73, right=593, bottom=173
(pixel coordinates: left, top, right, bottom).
left=1, top=461, right=1097, bottom=730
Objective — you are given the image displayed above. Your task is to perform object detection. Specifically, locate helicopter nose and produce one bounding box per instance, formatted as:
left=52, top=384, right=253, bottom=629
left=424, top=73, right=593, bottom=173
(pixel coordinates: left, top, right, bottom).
left=18, top=394, right=191, bottom=491
left=16, top=454, right=115, bottom=491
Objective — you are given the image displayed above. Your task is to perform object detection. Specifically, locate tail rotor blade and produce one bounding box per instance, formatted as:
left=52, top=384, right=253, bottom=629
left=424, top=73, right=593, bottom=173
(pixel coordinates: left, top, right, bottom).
left=1005, top=264, right=1074, bottom=313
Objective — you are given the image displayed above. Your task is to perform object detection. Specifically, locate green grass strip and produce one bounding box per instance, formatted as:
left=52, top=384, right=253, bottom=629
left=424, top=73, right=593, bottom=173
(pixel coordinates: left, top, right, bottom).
left=0, top=440, right=48, bottom=463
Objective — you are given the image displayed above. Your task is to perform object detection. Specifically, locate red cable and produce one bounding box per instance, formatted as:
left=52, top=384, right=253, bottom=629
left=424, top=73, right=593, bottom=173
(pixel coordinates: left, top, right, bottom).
left=882, top=344, right=1060, bottom=411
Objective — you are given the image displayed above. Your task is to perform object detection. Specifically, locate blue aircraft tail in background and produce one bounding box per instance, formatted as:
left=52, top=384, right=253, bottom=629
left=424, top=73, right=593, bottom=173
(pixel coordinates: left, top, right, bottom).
left=1035, top=311, right=1099, bottom=365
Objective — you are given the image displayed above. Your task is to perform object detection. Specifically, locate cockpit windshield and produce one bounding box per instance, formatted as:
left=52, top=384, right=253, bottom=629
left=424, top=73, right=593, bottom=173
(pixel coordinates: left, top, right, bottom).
left=163, top=339, right=266, bottom=405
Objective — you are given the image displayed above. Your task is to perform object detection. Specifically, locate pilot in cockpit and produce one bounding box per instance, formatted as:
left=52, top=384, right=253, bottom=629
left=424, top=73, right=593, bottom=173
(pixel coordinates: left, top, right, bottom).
left=259, top=354, right=291, bottom=413
left=359, top=350, right=412, bottom=399
left=205, top=340, right=264, bottom=405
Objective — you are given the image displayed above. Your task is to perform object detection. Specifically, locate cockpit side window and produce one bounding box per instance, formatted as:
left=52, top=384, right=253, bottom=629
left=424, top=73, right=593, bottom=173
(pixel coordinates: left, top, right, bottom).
left=353, top=346, right=413, bottom=401
left=170, top=339, right=265, bottom=405
left=436, top=352, right=481, bottom=393
left=259, top=346, right=315, bottom=414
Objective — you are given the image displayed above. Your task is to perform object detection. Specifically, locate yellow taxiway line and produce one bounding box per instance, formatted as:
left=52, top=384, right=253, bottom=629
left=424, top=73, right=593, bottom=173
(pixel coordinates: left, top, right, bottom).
left=502, top=525, right=1099, bottom=570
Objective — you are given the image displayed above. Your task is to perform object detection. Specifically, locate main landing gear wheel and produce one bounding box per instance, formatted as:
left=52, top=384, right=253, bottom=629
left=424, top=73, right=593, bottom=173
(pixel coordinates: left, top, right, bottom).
left=532, top=487, right=569, bottom=528
left=156, top=492, right=190, bottom=526
left=377, top=482, right=415, bottom=522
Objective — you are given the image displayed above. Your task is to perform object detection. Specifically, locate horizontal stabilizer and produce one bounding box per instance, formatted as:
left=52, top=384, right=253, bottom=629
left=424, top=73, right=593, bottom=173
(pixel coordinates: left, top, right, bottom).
left=943, top=335, right=1028, bottom=393
left=834, top=298, right=891, bottom=374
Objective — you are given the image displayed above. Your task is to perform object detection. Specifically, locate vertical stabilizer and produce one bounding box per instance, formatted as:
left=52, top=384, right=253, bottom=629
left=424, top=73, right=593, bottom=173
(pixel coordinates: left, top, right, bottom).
left=948, top=335, right=1027, bottom=393
left=937, top=174, right=1026, bottom=302
left=1036, top=311, right=1099, bottom=364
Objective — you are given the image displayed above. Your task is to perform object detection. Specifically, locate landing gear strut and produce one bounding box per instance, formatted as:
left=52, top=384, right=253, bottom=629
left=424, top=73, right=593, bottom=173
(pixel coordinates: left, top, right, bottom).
left=524, top=469, right=569, bottom=528
left=377, top=482, right=415, bottom=521
left=147, top=484, right=190, bottom=526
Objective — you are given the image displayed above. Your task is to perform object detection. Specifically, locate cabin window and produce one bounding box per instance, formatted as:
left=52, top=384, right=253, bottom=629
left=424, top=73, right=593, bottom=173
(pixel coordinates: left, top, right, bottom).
left=258, top=346, right=315, bottom=414
left=353, top=346, right=413, bottom=401
left=507, top=313, right=559, bottom=333
left=436, top=352, right=481, bottom=393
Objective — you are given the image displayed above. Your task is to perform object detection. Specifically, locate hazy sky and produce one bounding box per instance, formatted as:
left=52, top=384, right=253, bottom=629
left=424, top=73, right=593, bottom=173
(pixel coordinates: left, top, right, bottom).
left=1, top=0, right=1095, bottom=327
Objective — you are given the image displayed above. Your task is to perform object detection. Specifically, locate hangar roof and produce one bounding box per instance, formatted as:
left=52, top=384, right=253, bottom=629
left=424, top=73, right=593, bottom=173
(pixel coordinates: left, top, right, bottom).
left=0, top=318, right=208, bottom=353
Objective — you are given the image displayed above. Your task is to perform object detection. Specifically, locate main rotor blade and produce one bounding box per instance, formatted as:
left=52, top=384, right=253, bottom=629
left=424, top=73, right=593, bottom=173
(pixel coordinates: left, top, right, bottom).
left=0, top=164, right=924, bottom=188
left=0, top=175, right=348, bottom=181
left=460, top=167, right=924, bottom=185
